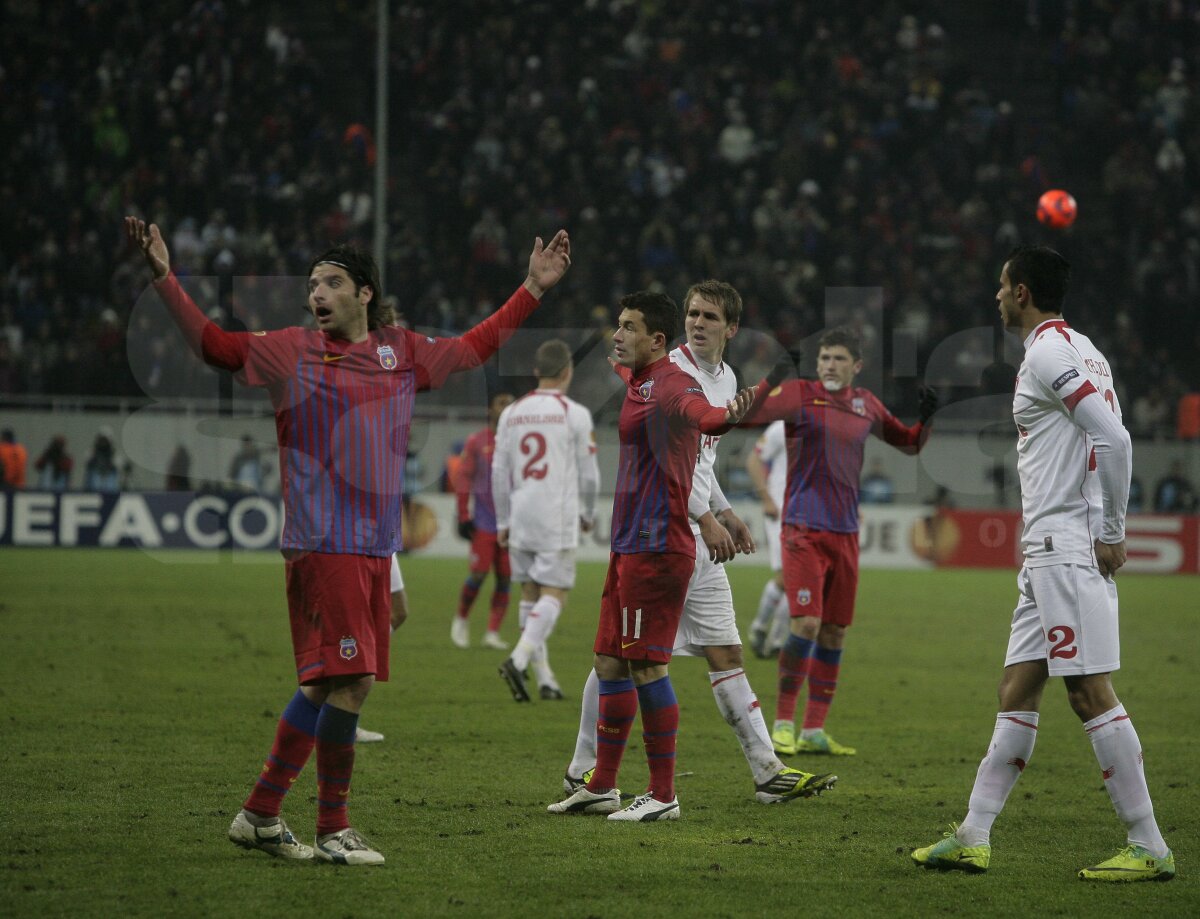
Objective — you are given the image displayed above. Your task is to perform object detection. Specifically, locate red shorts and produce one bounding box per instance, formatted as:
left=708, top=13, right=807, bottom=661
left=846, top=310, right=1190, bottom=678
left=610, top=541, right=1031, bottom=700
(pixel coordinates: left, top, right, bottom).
left=284, top=551, right=392, bottom=684
left=781, top=524, right=859, bottom=627
left=594, top=552, right=693, bottom=663
left=469, top=529, right=511, bottom=578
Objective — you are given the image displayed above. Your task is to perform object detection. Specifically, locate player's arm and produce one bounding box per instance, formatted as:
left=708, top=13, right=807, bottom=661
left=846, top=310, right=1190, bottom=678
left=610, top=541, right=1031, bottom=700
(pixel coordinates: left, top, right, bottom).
left=491, top=416, right=513, bottom=543
left=874, top=388, right=937, bottom=454
left=126, top=217, right=250, bottom=371
left=575, top=413, right=601, bottom=532
left=455, top=440, right=476, bottom=540
left=709, top=475, right=755, bottom=554
left=408, top=233, right=570, bottom=389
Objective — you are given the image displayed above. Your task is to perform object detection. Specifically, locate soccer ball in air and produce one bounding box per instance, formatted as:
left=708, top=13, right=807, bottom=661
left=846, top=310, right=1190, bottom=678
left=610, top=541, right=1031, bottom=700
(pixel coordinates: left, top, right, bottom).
left=1036, top=189, right=1077, bottom=228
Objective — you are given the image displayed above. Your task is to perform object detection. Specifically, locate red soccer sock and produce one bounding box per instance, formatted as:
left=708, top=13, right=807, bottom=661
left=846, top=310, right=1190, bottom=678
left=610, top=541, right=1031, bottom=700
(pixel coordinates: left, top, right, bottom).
left=243, top=690, right=319, bottom=818
left=314, top=703, right=359, bottom=837
left=637, top=676, right=679, bottom=802
left=775, top=634, right=814, bottom=724
left=802, top=646, right=843, bottom=731
left=486, top=586, right=511, bottom=632
left=587, top=679, right=638, bottom=792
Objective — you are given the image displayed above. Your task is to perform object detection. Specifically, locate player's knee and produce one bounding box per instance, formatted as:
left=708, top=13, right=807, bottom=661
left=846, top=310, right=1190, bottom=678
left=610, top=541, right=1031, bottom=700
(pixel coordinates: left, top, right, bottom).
left=705, top=645, right=743, bottom=671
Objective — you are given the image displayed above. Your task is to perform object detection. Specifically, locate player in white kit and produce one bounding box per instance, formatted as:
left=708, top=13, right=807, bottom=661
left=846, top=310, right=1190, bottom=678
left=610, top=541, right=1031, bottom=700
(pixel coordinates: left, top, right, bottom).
left=913, top=246, right=1174, bottom=882
left=493, top=340, right=601, bottom=702
left=745, top=420, right=790, bottom=658
left=560, top=280, right=836, bottom=804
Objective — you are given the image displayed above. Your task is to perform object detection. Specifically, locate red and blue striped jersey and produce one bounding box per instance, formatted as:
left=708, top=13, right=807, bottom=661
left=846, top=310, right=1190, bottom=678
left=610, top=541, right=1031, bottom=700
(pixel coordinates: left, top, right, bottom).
left=744, top=379, right=925, bottom=533
left=610, top=357, right=730, bottom=555
left=455, top=428, right=498, bottom=533
left=153, top=273, right=539, bottom=556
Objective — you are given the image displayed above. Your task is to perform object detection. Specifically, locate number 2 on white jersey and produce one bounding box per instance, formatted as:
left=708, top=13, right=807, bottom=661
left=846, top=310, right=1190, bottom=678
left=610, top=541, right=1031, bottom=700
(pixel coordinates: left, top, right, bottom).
left=520, top=432, right=548, bottom=480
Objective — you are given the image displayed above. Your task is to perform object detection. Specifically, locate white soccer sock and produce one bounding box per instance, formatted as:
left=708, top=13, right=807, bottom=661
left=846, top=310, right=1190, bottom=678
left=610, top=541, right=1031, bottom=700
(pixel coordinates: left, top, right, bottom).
left=752, top=581, right=784, bottom=631
left=567, top=668, right=600, bottom=778
left=710, top=668, right=780, bottom=784
left=768, top=591, right=791, bottom=651
left=518, top=600, right=535, bottom=630
left=959, top=711, right=1039, bottom=846
left=532, top=642, right=558, bottom=690
left=1084, top=704, right=1168, bottom=857
left=511, top=596, right=562, bottom=671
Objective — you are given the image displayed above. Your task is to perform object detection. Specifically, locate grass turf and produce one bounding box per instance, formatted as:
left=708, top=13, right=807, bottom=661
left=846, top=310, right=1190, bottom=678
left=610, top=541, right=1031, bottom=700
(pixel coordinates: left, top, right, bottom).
left=1, top=549, right=1195, bottom=918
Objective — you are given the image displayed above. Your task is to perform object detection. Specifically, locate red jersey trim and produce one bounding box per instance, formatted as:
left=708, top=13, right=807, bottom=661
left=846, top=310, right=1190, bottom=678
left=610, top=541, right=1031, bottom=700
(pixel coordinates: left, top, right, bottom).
left=1062, top=380, right=1097, bottom=412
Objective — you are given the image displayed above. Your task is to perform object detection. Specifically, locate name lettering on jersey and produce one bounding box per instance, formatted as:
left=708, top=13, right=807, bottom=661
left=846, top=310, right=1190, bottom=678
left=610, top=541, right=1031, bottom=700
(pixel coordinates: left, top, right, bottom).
left=852, top=397, right=866, bottom=416
left=376, top=344, right=397, bottom=370
left=700, top=434, right=719, bottom=451
left=1084, top=358, right=1110, bottom=378
left=507, top=413, right=566, bottom=426
left=638, top=378, right=655, bottom=401
left=1051, top=368, right=1079, bottom=391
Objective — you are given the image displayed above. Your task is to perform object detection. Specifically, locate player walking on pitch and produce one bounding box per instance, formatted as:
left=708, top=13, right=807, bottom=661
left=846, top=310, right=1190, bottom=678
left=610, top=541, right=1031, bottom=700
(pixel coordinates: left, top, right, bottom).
left=547, top=290, right=756, bottom=821
left=912, top=246, right=1174, bottom=882
left=557, top=281, right=835, bottom=805
left=126, top=216, right=570, bottom=865
left=741, top=328, right=936, bottom=758
left=493, top=339, right=601, bottom=702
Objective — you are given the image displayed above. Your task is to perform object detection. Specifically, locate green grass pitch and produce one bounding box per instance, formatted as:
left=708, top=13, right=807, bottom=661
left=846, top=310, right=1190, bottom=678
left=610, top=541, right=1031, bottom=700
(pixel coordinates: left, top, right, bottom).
left=1, top=549, right=1196, bottom=917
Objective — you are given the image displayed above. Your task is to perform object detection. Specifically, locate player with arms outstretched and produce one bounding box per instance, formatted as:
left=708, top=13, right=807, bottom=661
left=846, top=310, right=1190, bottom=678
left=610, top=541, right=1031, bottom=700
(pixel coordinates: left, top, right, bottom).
left=912, top=245, right=1174, bottom=882
left=741, top=329, right=936, bottom=757
left=547, top=290, right=756, bottom=821
left=493, top=339, right=600, bottom=701
left=126, top=216, right=570, bottom=865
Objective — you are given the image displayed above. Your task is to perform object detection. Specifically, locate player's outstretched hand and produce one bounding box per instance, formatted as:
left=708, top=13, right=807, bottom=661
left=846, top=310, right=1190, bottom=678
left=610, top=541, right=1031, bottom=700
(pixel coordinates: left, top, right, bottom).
left=124, top=216, right=171, bottom=280
left=724, top=386, right=757, bottom=424
left=457, top=519, right=476, bottom=541
left=698, top=513, right=736, bottom=563
left=918, top=385, right=940, bottom=423
left=719, top=510, right=756, bottom=555
left=1095, top=539, right=1126, bottom=579
left=523, top=230, right=571, bottom=299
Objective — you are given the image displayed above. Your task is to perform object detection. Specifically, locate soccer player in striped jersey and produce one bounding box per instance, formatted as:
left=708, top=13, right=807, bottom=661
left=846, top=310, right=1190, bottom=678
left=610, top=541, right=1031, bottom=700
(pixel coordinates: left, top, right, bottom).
left=492, top=339, right=600, bottom=702
left=557, top=281, right=835, bottom=808
left=451, top=391, right=516, bottom=651
left=740, top=328, right=936, bottom=758
left=913, top=246, right=1174, bottom=882
left=126, top=216, right=570, bottom=865
left=547, top=289, right=756, bottom=821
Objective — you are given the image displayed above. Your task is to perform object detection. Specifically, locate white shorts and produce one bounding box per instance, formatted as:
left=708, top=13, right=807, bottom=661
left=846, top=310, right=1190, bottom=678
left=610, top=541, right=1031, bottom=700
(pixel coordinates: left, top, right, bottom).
left=673, top=533, right=742, bottom=656
left=764, top=514, right=782, bottom=572
left=390, top=554, right=405, bottom=592
left=510, top=547, right=577, bottom=590
left=1004, top=564, right=1120, bottom=676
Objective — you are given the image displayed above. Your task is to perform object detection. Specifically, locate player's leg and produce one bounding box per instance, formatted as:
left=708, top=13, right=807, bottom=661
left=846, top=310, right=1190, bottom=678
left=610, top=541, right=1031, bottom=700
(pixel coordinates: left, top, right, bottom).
left=564, top=667, right=600, bottom=788
left=511, top=579, right=567, bottom=672
left=749, top=516, right=785, bottom=657
left=1044, top=567, right=1173, bottom=880
left=355, top=557, right=410, bottom=743
left=773, top=525, right=823, bottom=753
left=796, top=532, right=857, bottom=755
left=914, top=569, right=1047, bottom=873
left=453, top=531, right=490, bottom=647
left=765, top=573, right=791, bottom=656
left=483, top=540, right=511, bottom=648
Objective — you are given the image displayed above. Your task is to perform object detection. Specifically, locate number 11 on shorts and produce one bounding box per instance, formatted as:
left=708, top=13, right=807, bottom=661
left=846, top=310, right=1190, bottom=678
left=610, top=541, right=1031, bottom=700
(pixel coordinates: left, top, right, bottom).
left=621, top=606, right=643, bottom=644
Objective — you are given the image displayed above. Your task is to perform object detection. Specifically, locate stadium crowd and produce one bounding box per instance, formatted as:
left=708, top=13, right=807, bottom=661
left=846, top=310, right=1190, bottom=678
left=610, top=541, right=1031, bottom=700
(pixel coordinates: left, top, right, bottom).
left=0, top=0, right=1197, bottom=436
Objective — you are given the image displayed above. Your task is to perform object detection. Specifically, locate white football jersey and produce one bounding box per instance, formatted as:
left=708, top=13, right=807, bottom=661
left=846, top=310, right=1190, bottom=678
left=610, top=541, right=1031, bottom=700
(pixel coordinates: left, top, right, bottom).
left=754, top=420, right=788, bottom=509
left=670, top=344, right=737, bottom=532
left=1014, top=319, right=1127, bottom=567
left=492, top=389, right=599, bottom=551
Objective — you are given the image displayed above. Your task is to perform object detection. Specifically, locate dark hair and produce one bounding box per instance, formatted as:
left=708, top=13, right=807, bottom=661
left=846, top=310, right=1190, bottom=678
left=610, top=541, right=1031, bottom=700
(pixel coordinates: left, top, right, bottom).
left=1005, top=245, right=1071, bottom=313
left=683, top=279, right=742, bottom=327
left=307, top=244, right=395, bottom=330
left=619, top=290, right=679, bottom=343
left=534, top=339, right=572, bottom=379
left=818, top=327, right=863, bottom=361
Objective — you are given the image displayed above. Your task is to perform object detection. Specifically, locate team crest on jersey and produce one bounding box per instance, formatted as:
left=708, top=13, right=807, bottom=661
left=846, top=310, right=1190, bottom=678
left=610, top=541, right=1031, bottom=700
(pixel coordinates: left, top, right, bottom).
left=851, top=397, right=866, bottom=416
left=638, top=378, right=655, bottom=401
left=797, top=588, right=812, bottom=606
left=339, top=636, right=359, bottom=660
left=376, top=345, right=398, bottom=370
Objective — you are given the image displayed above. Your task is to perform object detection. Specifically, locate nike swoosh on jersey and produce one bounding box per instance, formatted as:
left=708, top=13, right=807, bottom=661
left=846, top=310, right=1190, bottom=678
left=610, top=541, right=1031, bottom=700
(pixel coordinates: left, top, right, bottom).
left=323, top=353, right=348, bottom=362
left=621, top=640, right=639, bottom=649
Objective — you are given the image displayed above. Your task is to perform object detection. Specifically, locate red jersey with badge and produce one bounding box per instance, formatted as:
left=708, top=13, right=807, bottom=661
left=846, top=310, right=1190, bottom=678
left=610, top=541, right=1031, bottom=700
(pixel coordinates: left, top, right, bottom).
left=744, top=379, right=924, bottom=533
left=456, top=428, right=499, bottom=533
left=152, top=273, right=539, bottom=556
left=610, top=357, right=730, bottom=556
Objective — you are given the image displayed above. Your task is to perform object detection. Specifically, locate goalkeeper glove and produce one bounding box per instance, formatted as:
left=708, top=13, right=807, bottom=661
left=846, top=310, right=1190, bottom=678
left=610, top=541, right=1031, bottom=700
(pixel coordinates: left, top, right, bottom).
left=457, top=519, right=476, bottom=540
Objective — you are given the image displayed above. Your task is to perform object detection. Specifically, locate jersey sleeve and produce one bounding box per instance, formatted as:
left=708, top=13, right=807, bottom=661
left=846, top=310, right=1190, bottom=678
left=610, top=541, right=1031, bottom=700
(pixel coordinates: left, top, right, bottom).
left=491, top=410, right=514, bottom=531
left=868, top=392, right=927, bottom=454
left=1025, top=337, right=1097, bottom=413
left=663, top=374, right=730, bottom=432
left=455, top=437, right=476, bottom=523
left=1073, top=393, right=1132, bottom=543
left=740, top=380, right=800, bottom=426
left=572, top=404, right=601, bottom=524
left=236, top=328, right=306, bottom=387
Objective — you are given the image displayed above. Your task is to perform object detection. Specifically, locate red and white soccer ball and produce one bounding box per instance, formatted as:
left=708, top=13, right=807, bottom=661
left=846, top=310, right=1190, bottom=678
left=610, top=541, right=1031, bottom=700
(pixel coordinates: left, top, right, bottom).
left=1037, top=189, right=1077, bottom=229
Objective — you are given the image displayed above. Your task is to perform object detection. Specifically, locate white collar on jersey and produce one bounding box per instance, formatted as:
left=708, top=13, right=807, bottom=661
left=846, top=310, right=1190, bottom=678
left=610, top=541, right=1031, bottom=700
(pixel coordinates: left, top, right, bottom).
left=677, top=343, right=724, bottom=376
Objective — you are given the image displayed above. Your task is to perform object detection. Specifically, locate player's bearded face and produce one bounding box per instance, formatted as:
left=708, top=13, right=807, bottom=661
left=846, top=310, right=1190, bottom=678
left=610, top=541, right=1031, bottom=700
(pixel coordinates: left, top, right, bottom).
left=817, top=346, right=861, bottom=392
left=307, top=266, right=370, bottom=338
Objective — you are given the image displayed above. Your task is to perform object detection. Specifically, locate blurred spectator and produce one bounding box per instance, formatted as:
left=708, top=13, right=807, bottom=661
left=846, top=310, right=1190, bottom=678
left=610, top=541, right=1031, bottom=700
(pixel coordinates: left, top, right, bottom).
left=0, top=428, right=28, bottom=488
left=166, top=444, right=192, bottom=491
left=1153, top=460, right=1199, bottom=513
left=860, top=459, right=895, bottom=504
left=35, top=436, right=73, bottom=491
left=1131, top=389, right=1173, bottom=440
left=84, top=428, right=120, bottom=492
left=228, top=434, right=264, bottom=492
